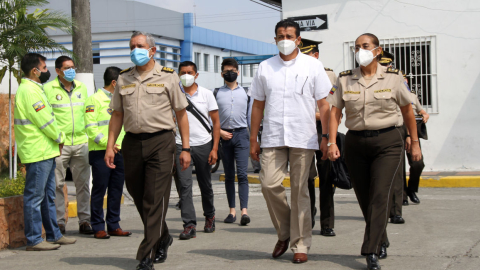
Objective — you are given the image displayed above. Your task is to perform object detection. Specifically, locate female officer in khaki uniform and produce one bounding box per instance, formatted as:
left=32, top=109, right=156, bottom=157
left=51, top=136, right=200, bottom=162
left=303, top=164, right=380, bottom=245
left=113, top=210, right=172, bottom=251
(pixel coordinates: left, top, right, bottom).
left=327, top=33, right=422, bottom=270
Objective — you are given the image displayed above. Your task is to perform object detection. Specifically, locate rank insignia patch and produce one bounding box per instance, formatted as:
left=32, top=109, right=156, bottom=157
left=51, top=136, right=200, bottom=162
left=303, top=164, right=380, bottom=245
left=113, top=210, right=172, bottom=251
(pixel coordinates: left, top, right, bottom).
left=161, top=67, right=174, bottom=73
left=33, top=101, right=45, bottom=112
left=329, top=85, right=338, bottom=95
left=107, top=108, right=113, bottom=115
left=86, top=105, right=94, bottom=113
left=56, top=94, right=62, bottom=101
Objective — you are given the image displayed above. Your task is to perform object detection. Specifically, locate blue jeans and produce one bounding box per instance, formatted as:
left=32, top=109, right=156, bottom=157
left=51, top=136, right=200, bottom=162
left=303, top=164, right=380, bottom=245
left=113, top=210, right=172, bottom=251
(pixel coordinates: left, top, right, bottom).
left=89, top=150, right=125, bottom=232
left=221, top=128, right=249, bottom=209
left=24, top=158, right=63, bottom=246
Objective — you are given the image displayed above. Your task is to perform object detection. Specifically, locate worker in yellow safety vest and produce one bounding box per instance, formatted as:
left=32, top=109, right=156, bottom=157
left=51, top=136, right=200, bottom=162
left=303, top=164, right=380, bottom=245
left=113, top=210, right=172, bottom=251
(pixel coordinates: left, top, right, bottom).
left=44, top=55, right=92, bottom=234
left=84, top=66, right=131, bottom=239
left=14, top=53, right=76, bottom=251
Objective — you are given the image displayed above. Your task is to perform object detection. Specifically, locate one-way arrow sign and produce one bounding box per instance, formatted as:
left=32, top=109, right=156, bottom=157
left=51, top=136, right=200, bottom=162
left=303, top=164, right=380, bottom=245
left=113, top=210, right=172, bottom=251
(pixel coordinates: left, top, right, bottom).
left=288, top=15, right=328, bottom=31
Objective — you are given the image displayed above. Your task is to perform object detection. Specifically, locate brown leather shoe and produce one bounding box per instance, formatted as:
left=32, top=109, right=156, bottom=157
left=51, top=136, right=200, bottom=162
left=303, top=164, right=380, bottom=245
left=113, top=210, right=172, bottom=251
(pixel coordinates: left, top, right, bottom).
left=108, top=228, right=132, bottom=237
left=94, top=231, right=110, bottom=239
left=272, top=238, right=290, bottom=258
left=293, top=253, right=308, bottom=263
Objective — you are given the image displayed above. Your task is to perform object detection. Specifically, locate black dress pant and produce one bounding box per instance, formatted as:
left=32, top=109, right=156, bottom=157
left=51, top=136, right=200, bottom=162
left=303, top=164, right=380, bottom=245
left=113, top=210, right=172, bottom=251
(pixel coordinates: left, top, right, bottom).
left=308, top=150, right=334, bottom=229
left=122, top=131, right=175, bottom=261
left=345, top=127, right=404, bottom=256
left=89, top=150, right=125, bottom=233
left=404, top=140, right=425, bottom=195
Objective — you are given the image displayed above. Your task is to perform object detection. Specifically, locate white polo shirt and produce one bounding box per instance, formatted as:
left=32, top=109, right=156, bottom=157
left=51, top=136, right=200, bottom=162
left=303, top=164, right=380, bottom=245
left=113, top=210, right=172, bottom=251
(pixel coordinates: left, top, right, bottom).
left=175, top=85, right=218, bottom=146
left=250, top=49, right=332, bottom=150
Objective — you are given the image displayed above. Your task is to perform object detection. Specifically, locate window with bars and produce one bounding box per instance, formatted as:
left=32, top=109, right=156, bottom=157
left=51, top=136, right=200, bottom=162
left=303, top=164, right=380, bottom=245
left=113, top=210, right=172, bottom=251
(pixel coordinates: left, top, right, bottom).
left=343, top=36, right=438, bottom=113
left=173, top=48, right=179, bottom=68
left=160, top=46, right=167, bottom=67
left=92, top=44, right=100, bottom=64
left=204, top=54, right=209, bottom=72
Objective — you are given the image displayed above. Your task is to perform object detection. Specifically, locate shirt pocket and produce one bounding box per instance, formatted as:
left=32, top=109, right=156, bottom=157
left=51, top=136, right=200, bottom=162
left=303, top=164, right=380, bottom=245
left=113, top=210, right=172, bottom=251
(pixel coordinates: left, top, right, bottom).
left=295, top=75, right=311, bottom=96
left=119, top=87, right=136, bottom=107
left=146, top=86, right=166, bottom=105
left=373, top=91, right=396, bottom=111
left=343, top=94, right=361, bottom=114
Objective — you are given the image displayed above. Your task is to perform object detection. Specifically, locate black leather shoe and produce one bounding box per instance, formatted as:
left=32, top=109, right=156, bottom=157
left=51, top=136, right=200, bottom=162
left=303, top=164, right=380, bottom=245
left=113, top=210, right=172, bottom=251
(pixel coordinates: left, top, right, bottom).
left=390, top=215, right=405, bottom=224
left=58, top=224, right=66, bottom=234
left=240, top=215, right=250, bottom=226
left=136, top=257, right=154, bottom=270
left=154, top=234, right=173, bottom=264
left=79, top=222, right=94, bottom=234
left=320, top=227, right=336, bottom=236
left=403, top=200, right=409, bottom=206
left=179, top=225, right=196, bottom=240
left=407, top=191, right=420, bottom=204
left=379, top=243, right=387, bottom=259
left=224, top=214, right=236, bottom=223
left=366, top=254, right=381, bottom=270
left=204, top=216, right=215, bottom=233
left=253, top=169, right=260, bottom=173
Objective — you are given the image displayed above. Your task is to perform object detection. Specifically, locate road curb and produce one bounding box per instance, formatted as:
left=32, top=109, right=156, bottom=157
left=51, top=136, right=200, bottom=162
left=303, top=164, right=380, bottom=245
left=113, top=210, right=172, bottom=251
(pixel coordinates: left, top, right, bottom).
left=67, top=195, right=124, bottom=218
left=219, top=174, right=480, bottom=188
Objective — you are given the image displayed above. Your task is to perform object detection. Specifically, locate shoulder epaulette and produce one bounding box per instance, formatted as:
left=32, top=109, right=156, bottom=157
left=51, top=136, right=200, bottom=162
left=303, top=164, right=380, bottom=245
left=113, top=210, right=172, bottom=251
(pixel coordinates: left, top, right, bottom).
left=339, top=70, right=353, bottom=77
left=120, top=67, right=133, bottom=74
left=162, top=67, right=174, bottom=73
left=324, top=67, right=333, bottom=72
left=386, top=67, right=400, bottom=74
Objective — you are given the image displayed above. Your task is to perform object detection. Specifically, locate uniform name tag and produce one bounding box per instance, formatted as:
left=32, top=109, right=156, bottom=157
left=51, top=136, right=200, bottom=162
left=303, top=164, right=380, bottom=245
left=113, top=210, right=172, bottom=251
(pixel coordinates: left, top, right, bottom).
left=374, top=89, right=391, bottom=93
left=32, top=101, right=45, bottom=112
left=121, top=84, right=135, bottom=89
left=344, top=91, right=360, bottom=94
left=86, top=105, right=95, bottom=113
left=147, top=83, right=164, bottom=87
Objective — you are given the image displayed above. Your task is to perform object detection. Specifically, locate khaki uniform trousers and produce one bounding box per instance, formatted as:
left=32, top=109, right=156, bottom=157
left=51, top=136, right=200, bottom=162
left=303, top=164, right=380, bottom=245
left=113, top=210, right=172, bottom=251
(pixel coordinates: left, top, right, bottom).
left=260, top=147, right=314, bottom=254
left=122, top=131, right=175, bottom=261
left=55, top=143, right=91, bottom=225
left=345, top=127, right=404, bottom=256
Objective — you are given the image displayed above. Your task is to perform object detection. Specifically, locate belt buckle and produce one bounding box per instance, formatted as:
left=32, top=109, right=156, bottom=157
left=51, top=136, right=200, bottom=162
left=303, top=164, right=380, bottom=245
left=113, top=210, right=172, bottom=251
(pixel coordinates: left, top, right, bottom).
left=364, top=130, right=372, bottom=137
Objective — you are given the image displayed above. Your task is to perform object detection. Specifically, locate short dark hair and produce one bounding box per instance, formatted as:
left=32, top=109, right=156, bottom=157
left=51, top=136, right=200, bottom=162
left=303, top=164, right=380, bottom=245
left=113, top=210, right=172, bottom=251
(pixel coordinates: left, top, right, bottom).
left=221, top=58, right=238, bottom=72
left=178, top=61, right=197, bottom=73
left=21, top=53, right=46, bottom=76
left=275, top=19, right=300, bottom=38
left=103, top=66, right=122, bottom=86
left=55, top=55, right=74, bottom=69
left=357, top=33, right=382, bottom=61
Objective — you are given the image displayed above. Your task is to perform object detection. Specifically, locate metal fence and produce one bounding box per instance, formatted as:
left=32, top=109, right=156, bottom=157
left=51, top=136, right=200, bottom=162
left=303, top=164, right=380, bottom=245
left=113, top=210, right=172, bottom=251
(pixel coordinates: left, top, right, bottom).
left=343, top=36, right=438, bottom=113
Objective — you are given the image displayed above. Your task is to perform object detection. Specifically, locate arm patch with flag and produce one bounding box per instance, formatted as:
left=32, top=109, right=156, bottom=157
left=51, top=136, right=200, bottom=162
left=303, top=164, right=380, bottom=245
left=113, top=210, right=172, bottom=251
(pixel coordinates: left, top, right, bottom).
left=86, top=105, right=95, bottom=113
left=32, top=101, right=45, bottom=112
left=329, top=85, right=338, bottom=95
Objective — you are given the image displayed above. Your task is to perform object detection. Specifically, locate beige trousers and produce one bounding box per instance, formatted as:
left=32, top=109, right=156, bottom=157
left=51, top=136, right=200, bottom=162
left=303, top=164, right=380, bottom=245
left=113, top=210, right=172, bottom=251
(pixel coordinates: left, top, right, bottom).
left=55, top=143, right=91, bottom=225
left=260, top=147, right=315, bottom=254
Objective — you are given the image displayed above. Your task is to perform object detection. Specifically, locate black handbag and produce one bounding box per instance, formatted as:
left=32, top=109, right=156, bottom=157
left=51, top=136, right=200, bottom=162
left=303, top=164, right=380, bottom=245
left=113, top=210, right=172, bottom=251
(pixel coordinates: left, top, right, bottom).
left=329, top=132, right=352, bottom=190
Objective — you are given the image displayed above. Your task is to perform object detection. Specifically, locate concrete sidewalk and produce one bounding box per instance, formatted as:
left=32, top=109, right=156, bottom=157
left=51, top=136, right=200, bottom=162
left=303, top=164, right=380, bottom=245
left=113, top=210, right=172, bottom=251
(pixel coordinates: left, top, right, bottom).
left=1, top=177, right=479, bottom=270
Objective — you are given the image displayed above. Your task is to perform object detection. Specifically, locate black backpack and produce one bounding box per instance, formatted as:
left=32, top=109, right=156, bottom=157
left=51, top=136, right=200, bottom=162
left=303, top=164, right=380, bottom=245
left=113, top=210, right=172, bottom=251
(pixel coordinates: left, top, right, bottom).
left=329, top=132, right=352, bottom=190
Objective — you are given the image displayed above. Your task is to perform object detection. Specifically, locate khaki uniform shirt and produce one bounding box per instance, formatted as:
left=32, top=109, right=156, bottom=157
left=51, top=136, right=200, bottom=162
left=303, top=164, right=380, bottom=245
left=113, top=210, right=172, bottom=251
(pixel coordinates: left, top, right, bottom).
left=327, top=63, right=411, bottom=131
left=110, top=61, right=188, bottom=133
left=316, top=68, right=337, bottom=113
left=411, top=93, right=424, bottom=114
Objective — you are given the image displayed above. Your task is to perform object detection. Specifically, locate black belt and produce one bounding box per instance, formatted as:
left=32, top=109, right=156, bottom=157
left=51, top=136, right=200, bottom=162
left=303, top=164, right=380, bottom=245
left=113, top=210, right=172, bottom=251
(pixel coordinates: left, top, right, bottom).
left=222, top=127, right=247, bottom=133
left=126, top=130, right=171, bottom=140
left=349, top=126, right=396, bottom=137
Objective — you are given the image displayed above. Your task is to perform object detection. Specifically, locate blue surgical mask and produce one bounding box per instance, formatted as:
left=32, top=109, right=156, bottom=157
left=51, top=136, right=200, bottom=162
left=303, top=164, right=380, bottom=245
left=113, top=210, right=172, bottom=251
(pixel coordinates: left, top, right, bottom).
left=63, top=68, right=76, bottom=82
left=130, top=48, right=152, bottom=66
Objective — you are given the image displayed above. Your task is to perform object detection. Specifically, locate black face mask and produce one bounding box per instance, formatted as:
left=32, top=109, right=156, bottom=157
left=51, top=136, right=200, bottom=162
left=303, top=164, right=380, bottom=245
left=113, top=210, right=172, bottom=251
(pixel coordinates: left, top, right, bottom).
left=223, top=70, right=238, bottom=83
left=36, top=69, right=51, bottom=84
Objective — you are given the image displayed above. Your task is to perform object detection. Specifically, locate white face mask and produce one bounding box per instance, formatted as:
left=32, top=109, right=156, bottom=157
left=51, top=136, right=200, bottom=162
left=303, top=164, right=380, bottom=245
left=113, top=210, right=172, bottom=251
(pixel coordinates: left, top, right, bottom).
left=277, top=38, right=298, bottom=56
left=180, top=74, right=196, bottom=87
left=355, top=47, right=379, bottom=67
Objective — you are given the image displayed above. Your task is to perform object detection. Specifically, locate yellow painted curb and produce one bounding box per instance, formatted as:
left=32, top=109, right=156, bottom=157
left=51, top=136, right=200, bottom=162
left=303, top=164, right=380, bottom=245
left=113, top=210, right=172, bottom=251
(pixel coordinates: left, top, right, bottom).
left=219, top=174, right=480, bottom=188
left=67, top=195, right=124, bottom=218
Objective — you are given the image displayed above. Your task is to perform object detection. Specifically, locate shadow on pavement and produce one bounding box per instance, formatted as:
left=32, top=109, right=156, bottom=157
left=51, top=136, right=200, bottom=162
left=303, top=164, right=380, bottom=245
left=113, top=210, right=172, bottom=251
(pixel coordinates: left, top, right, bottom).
left=220, top=226, right=277, bottom=235
left=60, top=256, right=136, bottom=270
left=334, top=215, right=364, bottom=221
left=188, top=249, right=365, bottom=268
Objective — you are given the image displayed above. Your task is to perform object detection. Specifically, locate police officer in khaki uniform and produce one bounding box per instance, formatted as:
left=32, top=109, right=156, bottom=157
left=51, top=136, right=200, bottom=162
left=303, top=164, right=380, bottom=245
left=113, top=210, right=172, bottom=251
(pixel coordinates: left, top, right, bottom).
left=327, top=33, right=422, bottom=270
left=300, top=39, right=337, bottom=236
left=106, top=31, right=191, bottom=270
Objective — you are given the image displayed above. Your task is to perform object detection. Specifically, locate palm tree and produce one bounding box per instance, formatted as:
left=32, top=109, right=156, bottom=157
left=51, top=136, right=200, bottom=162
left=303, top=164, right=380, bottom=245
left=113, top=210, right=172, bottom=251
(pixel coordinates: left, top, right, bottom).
left=0, top=0, right=74, bottom=179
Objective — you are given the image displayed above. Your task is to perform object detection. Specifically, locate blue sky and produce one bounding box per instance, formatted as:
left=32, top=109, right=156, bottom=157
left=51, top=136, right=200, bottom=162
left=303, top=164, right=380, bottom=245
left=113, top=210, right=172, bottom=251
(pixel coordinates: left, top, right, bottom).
left=134, top=0, right=281, bottom=44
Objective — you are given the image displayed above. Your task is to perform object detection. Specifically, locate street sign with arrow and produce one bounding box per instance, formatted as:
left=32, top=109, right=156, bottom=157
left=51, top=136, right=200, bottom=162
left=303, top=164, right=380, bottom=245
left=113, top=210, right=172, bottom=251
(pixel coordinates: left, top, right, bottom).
left=288, top=15, right=328, bottom=31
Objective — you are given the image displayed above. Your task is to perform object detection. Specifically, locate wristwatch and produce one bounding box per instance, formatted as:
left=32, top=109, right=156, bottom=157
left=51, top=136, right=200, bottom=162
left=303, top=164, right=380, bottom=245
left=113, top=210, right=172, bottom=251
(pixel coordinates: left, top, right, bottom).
left=327, top=142, right=336, bottom=147
left=321, top=134, right=329, bottom=139
left=181, top=148, right=191, bottom=152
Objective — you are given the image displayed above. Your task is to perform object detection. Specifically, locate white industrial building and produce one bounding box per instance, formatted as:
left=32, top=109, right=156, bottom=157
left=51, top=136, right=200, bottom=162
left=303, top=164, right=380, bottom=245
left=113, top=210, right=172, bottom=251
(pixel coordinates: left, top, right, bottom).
left=256, top=0, right=480, bottom=171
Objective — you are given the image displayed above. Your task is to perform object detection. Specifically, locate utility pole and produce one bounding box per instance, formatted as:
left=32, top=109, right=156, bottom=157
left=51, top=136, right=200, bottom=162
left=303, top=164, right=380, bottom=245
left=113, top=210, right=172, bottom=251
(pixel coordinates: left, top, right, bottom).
left=71, top=0, right=95, bottom=96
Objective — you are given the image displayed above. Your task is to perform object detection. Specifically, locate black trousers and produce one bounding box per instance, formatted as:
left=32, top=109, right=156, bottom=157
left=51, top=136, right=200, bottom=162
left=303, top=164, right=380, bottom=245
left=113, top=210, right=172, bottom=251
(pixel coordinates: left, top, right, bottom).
left=345, top=127, right=404, bottom=256
left=175, top=141, right=215, bottom=228
left=308, top=150, right=334, bottom=229
left=122, top=131, right=175, bottom=261
left=404, top=140, right=425, bottom=194
left=89, top=150, right=125, bottom=233
left=390, top=126, right=407, bottom=217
